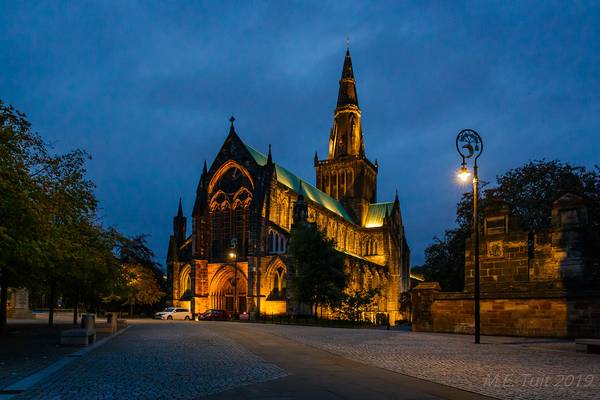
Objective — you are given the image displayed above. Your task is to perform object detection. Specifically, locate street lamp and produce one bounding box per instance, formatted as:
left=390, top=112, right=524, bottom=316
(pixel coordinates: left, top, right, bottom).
left=455, top=129, right=483, bottom=344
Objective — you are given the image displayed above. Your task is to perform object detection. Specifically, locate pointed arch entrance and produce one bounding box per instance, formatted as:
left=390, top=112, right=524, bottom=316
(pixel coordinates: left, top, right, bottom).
left=209, top=265, right=248, bottom=313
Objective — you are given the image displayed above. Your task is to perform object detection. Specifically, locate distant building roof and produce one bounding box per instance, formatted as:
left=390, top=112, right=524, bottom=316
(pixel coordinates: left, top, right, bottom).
left=364, top=202, right=394, bottom=228
left=244, top=143, right=354, bottom=223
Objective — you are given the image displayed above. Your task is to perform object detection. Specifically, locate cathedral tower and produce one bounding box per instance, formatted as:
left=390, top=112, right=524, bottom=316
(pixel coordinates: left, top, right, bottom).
left=315, top=48, right=378, bottom=225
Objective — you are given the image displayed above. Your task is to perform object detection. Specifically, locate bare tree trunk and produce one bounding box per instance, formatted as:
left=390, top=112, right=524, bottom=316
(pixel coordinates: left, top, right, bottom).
left=48, top=280, right=56, bottom=328
left=0, top=270, right=8, bottom=334
left=72, top=297, right=78, bottom=326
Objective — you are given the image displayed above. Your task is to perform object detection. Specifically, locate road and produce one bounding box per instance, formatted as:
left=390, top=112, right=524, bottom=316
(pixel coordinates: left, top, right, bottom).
left=9, top=320, right=491, bottom=400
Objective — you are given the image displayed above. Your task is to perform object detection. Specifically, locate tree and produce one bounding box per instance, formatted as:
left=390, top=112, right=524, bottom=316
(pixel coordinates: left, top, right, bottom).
left=414, top=229, right=467, bottom=291
left=457, top=160, right=600, bottom=232
left=58, top=224, right=122, bottom=324
left=35, top=148, right=106, bottom=326
left=121, top=263, right=164, bottom=316
left=0, top=99, right=129, bottom=330
left=421, top=160, right=600, bottom=291
left=0, top=100, right=48, bottom=331
left=116, top=235, right=164, bottom=316
left=337, top=288, right=379, bottom=322
left=288, top=223, right=347, bottom=317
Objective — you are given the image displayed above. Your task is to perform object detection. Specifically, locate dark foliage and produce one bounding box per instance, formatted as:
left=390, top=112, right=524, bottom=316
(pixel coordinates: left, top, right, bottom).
left=420, top=160, right=600, bottom=291
left=288, top=222, right=348, bottom=316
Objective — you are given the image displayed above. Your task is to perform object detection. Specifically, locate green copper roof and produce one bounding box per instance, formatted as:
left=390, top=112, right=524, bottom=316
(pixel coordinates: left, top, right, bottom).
left=364, top=202, right=394, bottom=228
left=244, top=143, right=354, bottom=222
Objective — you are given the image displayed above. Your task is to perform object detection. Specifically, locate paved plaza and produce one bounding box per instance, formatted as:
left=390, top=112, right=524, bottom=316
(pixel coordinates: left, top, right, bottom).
left=247, top=323, right=600, bottom=400
left=2, top=320, right=599, bottom=399
left=0, top=315, right=83, bottom=389
left=11, top=321, right=287, bottom=400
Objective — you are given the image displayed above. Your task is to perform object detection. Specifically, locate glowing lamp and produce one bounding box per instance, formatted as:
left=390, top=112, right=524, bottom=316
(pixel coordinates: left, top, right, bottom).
left=457, top=164, right=471, bottom=183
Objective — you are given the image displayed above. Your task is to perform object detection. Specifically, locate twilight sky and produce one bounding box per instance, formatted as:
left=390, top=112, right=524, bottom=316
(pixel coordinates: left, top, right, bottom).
left=1, top=1, right=599, bottom=267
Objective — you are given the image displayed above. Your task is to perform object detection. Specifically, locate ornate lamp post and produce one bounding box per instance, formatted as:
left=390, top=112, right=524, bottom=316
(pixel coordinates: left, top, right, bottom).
left=456, top=129, right=483, bottom=344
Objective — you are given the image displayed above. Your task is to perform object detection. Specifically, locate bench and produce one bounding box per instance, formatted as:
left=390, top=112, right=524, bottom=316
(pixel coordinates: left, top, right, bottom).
left=60, top=313, right=96, bottom=346
left=576, top=339, right=600, bottom=354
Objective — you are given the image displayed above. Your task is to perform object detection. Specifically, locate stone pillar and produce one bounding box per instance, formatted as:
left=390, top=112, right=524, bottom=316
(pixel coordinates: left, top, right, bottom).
left=247, top=257, right=257, bottom=314
left=8, top=288, right=34, bottom=319
left=551, top=193, right=587, bottom=279
left=410, top=282, right=440, bottom=332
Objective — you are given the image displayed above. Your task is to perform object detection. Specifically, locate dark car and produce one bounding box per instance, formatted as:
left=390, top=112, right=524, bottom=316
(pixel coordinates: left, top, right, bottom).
left=198, top=309, right=229, bottom=321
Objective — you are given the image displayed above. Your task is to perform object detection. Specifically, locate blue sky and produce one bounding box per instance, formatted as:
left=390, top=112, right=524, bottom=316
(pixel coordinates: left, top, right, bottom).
left=1, top=1, right=598, bottom=266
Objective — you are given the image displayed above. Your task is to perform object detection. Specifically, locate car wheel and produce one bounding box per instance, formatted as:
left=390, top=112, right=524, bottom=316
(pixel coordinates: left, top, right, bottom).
left=167, top=315, right=173, bottom=320
left=184, top=316, right=190, bottom=320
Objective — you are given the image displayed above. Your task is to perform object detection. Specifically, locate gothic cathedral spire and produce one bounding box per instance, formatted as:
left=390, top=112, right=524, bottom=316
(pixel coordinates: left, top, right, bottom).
left=337, top=48, right=358, bottom=107
left=317, top=47, right=377, bottom=225
left=329, top=47, right=365, bottom=159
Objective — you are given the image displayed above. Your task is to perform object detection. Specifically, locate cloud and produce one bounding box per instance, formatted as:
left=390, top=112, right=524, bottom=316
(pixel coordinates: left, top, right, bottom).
left=1, top=1, right=598, bottom=266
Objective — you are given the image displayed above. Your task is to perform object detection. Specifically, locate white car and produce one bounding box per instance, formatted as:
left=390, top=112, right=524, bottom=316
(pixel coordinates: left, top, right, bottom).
left=154, top=307, right=192, bottom=320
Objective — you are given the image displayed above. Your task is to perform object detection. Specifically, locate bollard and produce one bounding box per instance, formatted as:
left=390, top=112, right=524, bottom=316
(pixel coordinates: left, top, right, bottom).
left=81, top=313, right=96, bottom=330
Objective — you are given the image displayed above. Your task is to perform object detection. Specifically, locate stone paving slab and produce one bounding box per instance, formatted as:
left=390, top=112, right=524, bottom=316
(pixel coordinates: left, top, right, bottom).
left=14, top=321, right=287, bottom=400
left=240, top=323, right=600, bottom=400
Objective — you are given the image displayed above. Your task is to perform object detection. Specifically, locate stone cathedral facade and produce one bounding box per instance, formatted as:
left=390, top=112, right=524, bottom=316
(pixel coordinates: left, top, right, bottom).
left=166, top=49, right=410, bottom=323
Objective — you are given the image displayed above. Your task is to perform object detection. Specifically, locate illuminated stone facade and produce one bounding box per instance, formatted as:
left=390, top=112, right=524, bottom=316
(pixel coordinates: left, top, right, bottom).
left=166, top=49, right=410, bottom=323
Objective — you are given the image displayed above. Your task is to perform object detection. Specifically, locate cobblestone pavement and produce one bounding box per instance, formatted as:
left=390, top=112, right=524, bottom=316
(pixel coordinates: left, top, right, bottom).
left=15, top=321, right=287, bottom=400
left=1, top=315, right=108, bottom=389
left=236, top=323, right=600, bottom=400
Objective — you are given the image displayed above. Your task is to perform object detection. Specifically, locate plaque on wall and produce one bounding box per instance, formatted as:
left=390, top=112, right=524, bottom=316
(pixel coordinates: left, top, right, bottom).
left=487, top=241, right=504, bottom=258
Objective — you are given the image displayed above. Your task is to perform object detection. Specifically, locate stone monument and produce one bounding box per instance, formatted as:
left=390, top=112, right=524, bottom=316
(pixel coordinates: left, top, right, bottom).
left=8, top=287, right=34, bottom=319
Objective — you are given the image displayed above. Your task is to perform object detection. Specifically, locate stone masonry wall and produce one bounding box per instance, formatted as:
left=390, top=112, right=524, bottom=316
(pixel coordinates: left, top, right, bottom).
left=413, top=195, right=600, bottom=338
left=411, top=285, right=600, bottom=338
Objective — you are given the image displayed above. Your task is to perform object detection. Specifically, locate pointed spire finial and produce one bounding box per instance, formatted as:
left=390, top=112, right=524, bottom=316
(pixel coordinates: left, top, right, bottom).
left=202, top=160, right=208, bottom=175
left=267, top=144, right=273, bottom=165
left=346, top=35, right=350, bottom=49
left=177, top=197, right=184, bottom=217
left=395, top=189, right=399, bottom=202
left=337, top=46, right=358, bottom=108
left=342, top=47, right=354, bottom=79
left=228, top=115, right=236, bottom=134
left=314, top=151, right=318, bottom=164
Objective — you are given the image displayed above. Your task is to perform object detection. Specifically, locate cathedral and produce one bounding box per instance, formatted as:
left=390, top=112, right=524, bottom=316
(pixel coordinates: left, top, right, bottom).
left=166, top=49, right=411, bottom=323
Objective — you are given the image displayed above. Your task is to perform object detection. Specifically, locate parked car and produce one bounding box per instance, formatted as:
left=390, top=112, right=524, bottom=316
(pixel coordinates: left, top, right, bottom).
left=154, top=307, right=192, bottom=320
left=198, top=309, right=229, bottom=321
